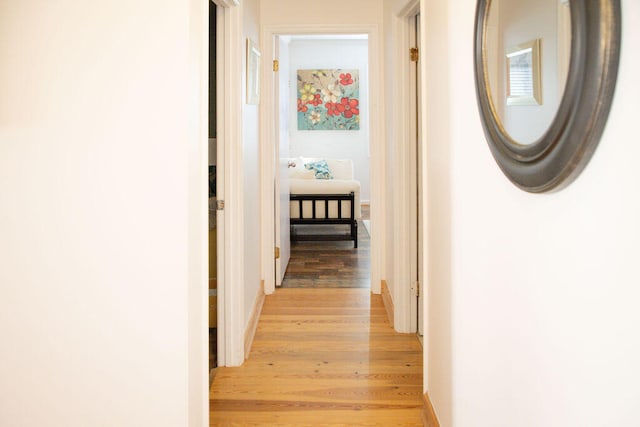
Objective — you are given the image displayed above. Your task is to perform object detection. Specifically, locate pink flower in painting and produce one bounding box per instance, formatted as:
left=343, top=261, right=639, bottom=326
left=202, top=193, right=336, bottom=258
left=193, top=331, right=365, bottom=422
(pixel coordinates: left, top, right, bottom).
left=339, top=73, right=353, bottom=86
left=297, top=98, right=308, bottom=113
left=325, top=102, right=340, bottom=116
left=339, top=97, right=359, bottom=118
left=311, top=93, right=323, bottom=107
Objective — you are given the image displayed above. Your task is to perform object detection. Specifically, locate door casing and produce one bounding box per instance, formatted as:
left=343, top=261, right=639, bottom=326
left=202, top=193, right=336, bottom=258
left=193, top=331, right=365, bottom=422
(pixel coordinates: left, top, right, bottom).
left=390, top=0, right=423, bottom=334
left=260, top=24, right=386, bottom=298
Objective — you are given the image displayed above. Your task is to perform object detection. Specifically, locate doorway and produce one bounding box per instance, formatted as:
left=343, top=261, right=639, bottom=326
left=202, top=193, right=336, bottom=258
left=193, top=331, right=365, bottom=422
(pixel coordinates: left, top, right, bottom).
left=261, top=25, right=384, bottom=299
left=272, top=34, right=372, bottom=290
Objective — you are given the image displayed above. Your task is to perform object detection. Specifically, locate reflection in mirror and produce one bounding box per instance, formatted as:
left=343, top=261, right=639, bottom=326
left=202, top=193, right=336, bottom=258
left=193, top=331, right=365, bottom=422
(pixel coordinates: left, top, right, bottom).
left=486, top=0, right=571, bottom=145
left=506, top=39, right=541, bottom=106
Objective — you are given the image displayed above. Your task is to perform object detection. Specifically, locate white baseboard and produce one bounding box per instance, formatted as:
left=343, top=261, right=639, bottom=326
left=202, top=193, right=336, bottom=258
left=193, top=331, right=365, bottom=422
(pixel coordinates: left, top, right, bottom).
left=422, top=392, right=441, bottom=427
left=244, top=280, right=265, bottom=359
left=381, top=280, right=394, bottom=326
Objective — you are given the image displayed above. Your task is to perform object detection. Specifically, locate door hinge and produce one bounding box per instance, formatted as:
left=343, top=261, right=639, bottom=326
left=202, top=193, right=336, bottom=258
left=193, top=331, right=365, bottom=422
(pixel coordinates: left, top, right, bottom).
left=273, top=59, right=279, bottom=72
left=410, top=47, right=419, bottom=62
left=275, top=246, right=280, bottom=259
left=415, top=280, right=420, bottom=297
left=216, top=200, right=225, bottom=211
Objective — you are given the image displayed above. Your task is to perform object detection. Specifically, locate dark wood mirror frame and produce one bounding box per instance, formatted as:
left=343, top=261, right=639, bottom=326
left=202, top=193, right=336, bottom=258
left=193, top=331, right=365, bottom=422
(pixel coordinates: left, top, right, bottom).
left=474, top=0, right=621, bottom=193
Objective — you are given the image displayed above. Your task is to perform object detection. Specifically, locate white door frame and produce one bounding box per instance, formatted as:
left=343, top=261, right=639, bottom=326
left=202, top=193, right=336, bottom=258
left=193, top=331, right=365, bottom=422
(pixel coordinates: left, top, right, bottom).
left=389, top=0, right=422, bottom=333
left=212, top=0, right=245, bottom=368
left=260, top=24, right=385, bottom=297
left=409, top=9, right=421, bottom=335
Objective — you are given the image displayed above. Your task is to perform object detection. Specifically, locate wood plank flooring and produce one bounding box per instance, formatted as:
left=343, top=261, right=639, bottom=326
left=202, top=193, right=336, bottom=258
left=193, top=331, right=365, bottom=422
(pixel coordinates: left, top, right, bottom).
left=282, top=222, right=370, bottom=288
left=210, top=288, right=423, bottom=426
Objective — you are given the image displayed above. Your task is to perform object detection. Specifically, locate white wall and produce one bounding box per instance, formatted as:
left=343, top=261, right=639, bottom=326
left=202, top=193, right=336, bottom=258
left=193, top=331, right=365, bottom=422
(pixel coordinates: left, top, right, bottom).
left=0, top=0, right=207, bottom=425
left=424, top=0, right=640, bottom=426
left=261, top=0, right=383, bottom=26
left=421, top=0, right=453, bottom=414
left=287, top=38, right=371, bottom=202
left=241, top=0, right=263, bottom=329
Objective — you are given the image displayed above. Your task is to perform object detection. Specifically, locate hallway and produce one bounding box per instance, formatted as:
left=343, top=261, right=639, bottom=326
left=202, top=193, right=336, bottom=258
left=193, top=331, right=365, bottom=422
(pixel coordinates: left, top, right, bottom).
left=209, top=288, right=423, bottom=425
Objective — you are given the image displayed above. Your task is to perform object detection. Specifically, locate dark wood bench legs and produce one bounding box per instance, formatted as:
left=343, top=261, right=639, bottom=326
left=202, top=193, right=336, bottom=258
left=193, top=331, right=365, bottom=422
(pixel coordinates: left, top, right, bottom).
left=290, top=192, right=358, bottom=248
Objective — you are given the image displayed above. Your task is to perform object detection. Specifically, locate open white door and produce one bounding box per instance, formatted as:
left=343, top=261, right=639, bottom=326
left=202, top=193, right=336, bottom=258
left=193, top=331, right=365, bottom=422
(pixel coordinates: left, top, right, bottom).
left=274, top=36, right=291, bottom=286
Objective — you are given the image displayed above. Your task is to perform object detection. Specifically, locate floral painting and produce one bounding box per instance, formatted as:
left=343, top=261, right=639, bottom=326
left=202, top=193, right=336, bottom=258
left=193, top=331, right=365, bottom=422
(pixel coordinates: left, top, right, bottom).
left=297, top=69, right=360, bottom=131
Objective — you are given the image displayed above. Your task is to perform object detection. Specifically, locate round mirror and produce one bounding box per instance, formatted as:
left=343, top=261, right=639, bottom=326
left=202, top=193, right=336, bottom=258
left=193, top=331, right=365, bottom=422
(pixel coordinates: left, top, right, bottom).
left=474, top=0, right=621, bottom=192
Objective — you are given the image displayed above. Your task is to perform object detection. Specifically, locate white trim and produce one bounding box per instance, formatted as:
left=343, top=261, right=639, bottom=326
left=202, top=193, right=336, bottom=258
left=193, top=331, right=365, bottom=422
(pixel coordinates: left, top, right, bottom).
left=261, top=32, right=277, bottom=295
left=390, top=0, right=420, bottom=333
left=213, top=0, right=245, bottom=367
left=213, top=0, right=227, bottom=370
left=368, top=24, right=385, bottom=296
left=409, top=10, right=420, bottom=335
left=260, top=24, right=385, bottom=296
left=244, top=281, right=265, bottom=357
left=418, top=0, right=430, bottom=391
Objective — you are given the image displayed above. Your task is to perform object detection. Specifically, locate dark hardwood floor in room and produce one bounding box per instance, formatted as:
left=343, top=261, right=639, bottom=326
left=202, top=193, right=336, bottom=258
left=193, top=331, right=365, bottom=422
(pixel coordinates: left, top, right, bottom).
left=282, top=204, right=370, bottom=288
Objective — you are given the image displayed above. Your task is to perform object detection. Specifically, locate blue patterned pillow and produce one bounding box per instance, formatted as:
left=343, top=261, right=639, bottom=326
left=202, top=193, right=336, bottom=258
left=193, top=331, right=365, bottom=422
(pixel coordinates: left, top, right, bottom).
left=304, top=159, right=334, bottom=179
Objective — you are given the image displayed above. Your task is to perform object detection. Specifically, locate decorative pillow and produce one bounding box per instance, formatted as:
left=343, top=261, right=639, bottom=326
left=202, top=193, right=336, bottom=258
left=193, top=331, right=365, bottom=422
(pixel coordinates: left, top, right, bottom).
left=304, top=159, right=334, bottom=180
left=290, top=168, right=315, bottom=179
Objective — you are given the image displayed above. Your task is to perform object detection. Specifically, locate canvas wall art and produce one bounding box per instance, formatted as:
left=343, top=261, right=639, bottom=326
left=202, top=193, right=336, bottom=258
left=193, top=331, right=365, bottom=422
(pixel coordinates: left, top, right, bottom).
left=297, top=69, right=360, bottom=131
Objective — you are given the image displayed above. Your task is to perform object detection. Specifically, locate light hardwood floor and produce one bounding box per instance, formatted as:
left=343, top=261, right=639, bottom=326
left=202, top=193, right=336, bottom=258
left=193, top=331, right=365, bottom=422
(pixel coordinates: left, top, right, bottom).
left=210, top=288, right=423, bottom=426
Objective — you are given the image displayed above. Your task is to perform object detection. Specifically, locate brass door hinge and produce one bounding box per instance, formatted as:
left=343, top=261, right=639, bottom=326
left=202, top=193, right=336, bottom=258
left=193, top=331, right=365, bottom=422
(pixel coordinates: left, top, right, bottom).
left=410, top=47, right=419, bottom=62
left=275, top=246, right=280, bottom=259
left=415, top=280, right=420, bottom=297
left=273, top=59, right=279, bottom=72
